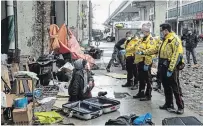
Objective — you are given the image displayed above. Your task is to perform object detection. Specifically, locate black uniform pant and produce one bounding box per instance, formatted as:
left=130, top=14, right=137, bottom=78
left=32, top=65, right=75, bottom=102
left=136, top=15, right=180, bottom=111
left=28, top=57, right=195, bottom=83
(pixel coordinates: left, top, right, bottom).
left=160, top=64, right=184, bottom=109
left=126, top=56, right=138, bottom=84
left=137, top=62, right=152, bottom=95
left=186, top=48, right=197, bottom=64
left=107, top=47, right=125, bottom=68
left=157, top=64, right=162, bottom=87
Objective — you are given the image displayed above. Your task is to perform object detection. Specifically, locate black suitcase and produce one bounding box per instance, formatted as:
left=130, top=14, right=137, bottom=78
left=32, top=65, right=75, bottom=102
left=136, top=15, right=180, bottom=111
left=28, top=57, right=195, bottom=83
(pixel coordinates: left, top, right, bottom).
left=162, top=116, right=203, bottom=125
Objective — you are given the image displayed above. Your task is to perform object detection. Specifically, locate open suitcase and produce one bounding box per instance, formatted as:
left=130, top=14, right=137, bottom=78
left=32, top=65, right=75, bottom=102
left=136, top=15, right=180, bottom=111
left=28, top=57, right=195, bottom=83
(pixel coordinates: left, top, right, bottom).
left=162, top=116, right=202, bottom=125
left=62, top=101, right=103, bottom=120
left=84, top=97, right=120, bottom=113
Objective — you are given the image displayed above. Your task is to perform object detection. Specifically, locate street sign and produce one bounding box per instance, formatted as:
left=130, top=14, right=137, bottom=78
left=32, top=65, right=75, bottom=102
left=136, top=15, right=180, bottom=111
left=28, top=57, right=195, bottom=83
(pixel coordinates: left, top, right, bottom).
left=196, top=12, right=203, bottom=19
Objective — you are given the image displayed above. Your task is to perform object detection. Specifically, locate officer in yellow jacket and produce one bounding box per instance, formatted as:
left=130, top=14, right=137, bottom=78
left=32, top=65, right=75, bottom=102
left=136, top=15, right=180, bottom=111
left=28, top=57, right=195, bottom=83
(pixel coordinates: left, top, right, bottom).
left=137, top=23, right=185, bottom=114
left=133, top=24, right=156, bottom=101
left=122, top=31, right=139, bottom=88
left=153, top=36, right=162, bottom=91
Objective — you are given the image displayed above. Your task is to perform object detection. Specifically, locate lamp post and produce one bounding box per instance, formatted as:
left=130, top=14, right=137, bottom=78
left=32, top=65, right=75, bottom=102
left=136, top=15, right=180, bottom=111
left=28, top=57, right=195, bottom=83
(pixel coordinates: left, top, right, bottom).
left=176, top=0, right=179, bottom=35
left=108, top=0, right=114, bottom=17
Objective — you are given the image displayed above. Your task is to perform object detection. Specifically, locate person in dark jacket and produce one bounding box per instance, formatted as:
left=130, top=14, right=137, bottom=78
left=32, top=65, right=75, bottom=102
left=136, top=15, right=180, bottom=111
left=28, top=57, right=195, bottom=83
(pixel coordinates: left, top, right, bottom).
left=68, top=59, right=94, bottom=102
left=181, top=29, right=199, bottom=67
left=106, top=32, right=132, bottom=72
left=106, top=32, right=133, bottom=72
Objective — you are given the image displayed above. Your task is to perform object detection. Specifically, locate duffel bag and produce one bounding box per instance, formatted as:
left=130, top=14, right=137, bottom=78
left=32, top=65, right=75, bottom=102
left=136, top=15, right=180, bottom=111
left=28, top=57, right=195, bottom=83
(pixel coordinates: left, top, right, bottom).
left=162, top=116, right=202, bottom=125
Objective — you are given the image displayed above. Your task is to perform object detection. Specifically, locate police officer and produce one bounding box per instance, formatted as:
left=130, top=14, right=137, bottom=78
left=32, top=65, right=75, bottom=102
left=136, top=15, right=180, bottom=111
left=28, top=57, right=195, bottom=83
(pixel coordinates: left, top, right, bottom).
left=122, top=31, right=139, bottom=88
left=153, top=36, right=162, bottom=91
left=138, top=23, right=185, bottom=114
left=133, top=24, right=155, bottom=101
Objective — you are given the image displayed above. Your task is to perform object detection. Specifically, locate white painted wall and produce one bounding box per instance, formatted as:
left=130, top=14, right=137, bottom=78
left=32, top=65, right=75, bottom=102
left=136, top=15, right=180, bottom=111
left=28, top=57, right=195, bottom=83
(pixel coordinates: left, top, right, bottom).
left=17, top=1, right=36, bottom=56
left=154, top=1, right=167, bottom=36
left=68, top=1, right=78, bottom=28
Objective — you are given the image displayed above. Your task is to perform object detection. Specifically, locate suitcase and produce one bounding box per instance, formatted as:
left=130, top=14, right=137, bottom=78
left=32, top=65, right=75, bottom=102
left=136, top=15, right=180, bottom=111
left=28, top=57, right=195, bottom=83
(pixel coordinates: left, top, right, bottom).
left=84, top=97, right=120, bottom=113
left=62, top=101, right=103, bottom=120
left=162, top=116, right=203, bottom=125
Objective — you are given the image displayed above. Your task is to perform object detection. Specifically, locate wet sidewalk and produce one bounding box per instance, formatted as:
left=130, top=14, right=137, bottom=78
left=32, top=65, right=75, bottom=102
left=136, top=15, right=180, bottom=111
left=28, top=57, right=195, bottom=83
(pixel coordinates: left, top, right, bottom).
left=65, top=41, right=203, bottom=125
left=66, top=71, right=203, bottom=125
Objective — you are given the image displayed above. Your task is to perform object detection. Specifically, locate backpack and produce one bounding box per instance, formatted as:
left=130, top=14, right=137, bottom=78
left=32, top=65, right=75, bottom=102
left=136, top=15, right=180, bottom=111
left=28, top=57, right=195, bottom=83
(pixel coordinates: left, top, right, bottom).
left=105, top=114, right=138, bottom=125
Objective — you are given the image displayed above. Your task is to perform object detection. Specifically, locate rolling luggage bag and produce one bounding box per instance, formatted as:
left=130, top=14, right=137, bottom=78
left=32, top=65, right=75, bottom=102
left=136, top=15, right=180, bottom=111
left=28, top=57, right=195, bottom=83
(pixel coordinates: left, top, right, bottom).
left=62, top=101, right=102, bottom=120
left=162, top=116, right=202, bottom=125
left=84, top=97, right=120, bottom=113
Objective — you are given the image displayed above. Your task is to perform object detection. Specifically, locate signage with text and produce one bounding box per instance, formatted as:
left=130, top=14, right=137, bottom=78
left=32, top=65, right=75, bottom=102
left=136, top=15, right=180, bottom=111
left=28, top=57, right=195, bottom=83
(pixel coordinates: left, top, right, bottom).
left=196, top=12, right=203, bottom=19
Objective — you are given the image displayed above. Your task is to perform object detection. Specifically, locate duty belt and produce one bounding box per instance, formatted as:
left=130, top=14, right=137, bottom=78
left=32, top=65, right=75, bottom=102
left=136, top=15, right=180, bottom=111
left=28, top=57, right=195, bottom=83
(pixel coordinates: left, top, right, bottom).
left=159, top=58, right=170, bottom=67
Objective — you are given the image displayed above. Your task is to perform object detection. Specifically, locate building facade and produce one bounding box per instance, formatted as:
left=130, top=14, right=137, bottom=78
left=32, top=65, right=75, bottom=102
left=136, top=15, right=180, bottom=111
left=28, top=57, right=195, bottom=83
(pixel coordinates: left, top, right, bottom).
left=166, top=0, right=203, bottom=35
left=1, top=0, right=92, bottom=58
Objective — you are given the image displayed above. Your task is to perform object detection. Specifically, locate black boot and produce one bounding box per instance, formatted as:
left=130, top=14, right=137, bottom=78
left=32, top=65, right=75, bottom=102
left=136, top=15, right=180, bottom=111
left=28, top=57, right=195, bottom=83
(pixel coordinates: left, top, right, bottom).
left=122, top=66, right=126, bottom=70
left=133, top=91, right=145, bottom=99
left=140, top=89, right=152, bottom=101
left=131, top=84, right=138, bottom=90
left=106, top=67, right=110, bottom=72
left=122, top=81, right=132, bottom=87
left=176, top=108, right=184, bottom=114
left=159, top=103, right=174, bottom=110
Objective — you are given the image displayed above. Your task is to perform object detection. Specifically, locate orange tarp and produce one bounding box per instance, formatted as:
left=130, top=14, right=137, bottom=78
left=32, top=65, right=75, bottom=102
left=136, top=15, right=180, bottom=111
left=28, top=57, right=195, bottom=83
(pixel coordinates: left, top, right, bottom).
left=49, top=24, right=95, bottom=67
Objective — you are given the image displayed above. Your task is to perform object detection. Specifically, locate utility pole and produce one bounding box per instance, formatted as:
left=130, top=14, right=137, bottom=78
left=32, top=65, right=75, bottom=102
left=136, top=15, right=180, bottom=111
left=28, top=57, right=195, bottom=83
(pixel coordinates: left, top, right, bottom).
left=13, top=0, right=18, bottom=61
left=176, top=0, right=179, bottom=35
left=153, top=1, right=156, bottom=34
left=108, top=0, right=114, bottom=17
left=88, top=0, right=92, bottom=46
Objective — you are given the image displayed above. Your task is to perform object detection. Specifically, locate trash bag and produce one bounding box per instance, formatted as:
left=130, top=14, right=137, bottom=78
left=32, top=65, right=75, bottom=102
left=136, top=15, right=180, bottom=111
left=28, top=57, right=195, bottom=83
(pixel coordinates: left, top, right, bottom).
left=105, top=114, right=137, bottom=125
left=133, top=113, right=154, bottom=125
left=34, top=111, right=63, bottom=124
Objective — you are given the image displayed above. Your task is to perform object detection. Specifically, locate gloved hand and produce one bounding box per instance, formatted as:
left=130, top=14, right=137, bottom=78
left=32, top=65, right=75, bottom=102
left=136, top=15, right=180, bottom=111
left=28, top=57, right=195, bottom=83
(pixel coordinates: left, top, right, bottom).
left=144, top=65, right=149, bottom=71
left=167, top=71, right=173, bottom=77
left=136, top=51, right=144, bottom=55
left=120, top=50, right=126, bottom=55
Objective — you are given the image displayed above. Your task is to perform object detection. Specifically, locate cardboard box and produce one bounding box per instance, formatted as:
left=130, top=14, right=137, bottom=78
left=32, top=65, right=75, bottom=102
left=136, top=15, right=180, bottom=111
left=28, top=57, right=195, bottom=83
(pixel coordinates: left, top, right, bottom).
left=12, top=103, right=33, bottom=123
left=6, top=94, right=15, bottom=108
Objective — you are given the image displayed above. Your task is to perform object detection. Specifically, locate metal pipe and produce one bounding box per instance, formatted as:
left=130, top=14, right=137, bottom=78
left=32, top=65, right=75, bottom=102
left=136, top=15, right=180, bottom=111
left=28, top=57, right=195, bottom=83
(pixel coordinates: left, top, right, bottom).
left=65, top=0, right=67, bottom=25
left=13, top=0, right=18, bottom=59
left=50, top=1, right=56, bottom=24
left=108, top=0, right=114, bottom=17
left=76, top=0, right=80, bottom=41
left=176, top=0, right=179, bottom=35
left=6, top=0, right=15, bottom=50
left=67, top=1, right=68, bottom=26
left=88, top=0, right=92, bottom=45
left=41, top=2, right=45, bottom=55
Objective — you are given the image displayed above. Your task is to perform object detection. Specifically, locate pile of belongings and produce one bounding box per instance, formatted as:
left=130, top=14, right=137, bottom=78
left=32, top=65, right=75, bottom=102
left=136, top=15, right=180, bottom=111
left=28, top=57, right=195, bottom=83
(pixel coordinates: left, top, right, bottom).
left=49, top=24, right=95, bottom=68
left=105, top=113, right=154, bottom=125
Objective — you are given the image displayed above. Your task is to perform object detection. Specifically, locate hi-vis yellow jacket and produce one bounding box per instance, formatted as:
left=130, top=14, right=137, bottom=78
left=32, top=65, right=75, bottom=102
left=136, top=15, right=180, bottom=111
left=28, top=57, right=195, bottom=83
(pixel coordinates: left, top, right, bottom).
left=124, top=38, right=139, bottom=57
left=144, top=32, right=184, bottom=71
left=153, top=36, right=162, bottom=58
left=134, top=34, right=156, bottom=65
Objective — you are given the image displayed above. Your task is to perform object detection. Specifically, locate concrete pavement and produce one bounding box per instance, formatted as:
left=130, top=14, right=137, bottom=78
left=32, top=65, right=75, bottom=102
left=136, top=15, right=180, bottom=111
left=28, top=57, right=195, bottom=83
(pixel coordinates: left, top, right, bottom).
left=66, top=41, right=203, bottom=125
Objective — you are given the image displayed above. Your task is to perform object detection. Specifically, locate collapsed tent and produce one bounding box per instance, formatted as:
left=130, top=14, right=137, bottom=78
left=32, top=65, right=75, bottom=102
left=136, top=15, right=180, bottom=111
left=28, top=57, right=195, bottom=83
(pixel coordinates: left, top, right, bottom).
left=49, top=24, right=95, bottom=67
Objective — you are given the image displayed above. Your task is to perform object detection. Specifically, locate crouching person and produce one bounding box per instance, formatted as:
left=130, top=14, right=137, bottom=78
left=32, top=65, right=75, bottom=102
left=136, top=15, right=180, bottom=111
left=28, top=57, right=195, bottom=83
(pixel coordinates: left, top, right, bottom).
left=68, top=59, right=95, bottom=102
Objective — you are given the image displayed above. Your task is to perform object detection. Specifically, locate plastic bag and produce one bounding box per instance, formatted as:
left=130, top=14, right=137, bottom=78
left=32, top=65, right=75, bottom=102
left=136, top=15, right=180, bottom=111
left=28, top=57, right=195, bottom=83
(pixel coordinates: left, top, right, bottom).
left=58, top=62, right=74, bottom=72
left=133, top=113, right=152, bottom=125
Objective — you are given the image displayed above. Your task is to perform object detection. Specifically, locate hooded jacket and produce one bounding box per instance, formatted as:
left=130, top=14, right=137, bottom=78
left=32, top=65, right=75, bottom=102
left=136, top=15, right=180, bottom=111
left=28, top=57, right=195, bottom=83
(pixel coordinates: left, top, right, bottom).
left=182, top=33, right=198, bottom=49
left=68, top=59, right=94, bottom=102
